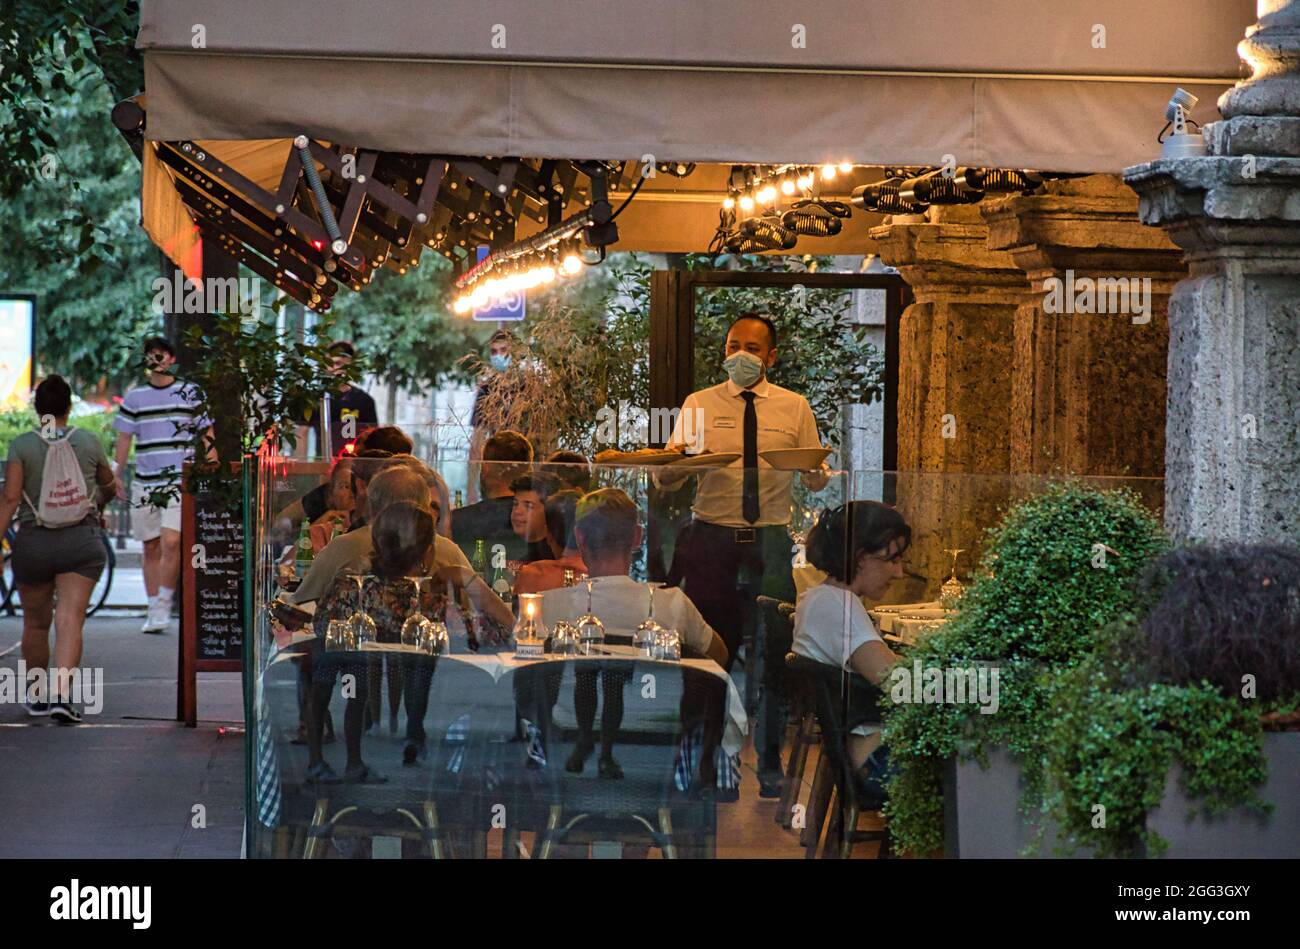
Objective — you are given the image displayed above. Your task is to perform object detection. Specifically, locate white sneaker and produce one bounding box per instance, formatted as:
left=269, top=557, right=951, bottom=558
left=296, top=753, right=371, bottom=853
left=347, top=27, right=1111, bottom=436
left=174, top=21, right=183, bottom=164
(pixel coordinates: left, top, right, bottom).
left=142, top=600, right=171, bottom=633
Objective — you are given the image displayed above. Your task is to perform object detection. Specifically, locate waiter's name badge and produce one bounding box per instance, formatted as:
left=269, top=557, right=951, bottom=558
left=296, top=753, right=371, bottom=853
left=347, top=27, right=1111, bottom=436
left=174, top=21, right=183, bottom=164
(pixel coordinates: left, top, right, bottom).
left=713, top=416, right=737, bottom=429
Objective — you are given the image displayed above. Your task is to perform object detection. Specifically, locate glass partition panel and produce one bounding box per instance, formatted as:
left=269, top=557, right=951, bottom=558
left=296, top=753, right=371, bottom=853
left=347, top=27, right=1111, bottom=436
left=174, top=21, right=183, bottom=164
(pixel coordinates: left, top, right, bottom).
left=245, top=444, right=1163, bottom=859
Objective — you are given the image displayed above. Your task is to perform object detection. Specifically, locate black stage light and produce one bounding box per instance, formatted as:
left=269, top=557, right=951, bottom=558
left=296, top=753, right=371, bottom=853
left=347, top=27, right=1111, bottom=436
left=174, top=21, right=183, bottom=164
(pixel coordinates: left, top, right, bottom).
left=953, top=167, right=1034, bottom=193
left=738, top=215, right=798, bottom=250
left=781, top=206, right=843, bottom=237
left=899, top=171, right=983, bottom=205
left=850, top=179, right=924, bottom=214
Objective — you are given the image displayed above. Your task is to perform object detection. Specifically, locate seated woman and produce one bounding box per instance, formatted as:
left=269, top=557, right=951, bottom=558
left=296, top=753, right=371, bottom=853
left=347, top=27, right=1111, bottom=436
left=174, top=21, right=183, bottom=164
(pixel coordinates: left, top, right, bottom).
left=308, top=500, right=445, bottom=783
left=513, top=488, right=586, bottom=595
left=792, top=501, right=910, bottom=793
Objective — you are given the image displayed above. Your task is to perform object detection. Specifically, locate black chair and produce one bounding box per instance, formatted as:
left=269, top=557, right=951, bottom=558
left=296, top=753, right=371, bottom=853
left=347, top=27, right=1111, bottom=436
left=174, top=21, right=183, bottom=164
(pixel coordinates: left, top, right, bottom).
left=784, top=653, right=891, bottom=859
left=505, top=658, right=726, bottom=859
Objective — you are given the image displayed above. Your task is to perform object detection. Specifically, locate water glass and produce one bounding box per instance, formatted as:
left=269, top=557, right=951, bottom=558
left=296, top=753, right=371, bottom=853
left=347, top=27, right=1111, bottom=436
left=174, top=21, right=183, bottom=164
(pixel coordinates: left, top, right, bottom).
left=654, top=627, right=681, bottom=661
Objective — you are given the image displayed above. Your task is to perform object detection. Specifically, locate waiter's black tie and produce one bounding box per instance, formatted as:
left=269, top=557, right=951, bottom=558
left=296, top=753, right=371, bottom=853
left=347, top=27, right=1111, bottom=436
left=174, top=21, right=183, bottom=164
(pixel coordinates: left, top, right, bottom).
left=741, top=390, right=759, bottom=524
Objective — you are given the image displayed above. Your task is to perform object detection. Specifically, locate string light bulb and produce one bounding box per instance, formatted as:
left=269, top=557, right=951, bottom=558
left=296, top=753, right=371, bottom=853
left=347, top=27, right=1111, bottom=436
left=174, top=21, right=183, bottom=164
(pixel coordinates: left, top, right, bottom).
left=821, top=164, right=837, bottom=181
left=739, top=194, right=755, bottom=211
left=838, top=162, right=853, bottom=173
left=780, top=178, right=796, bottom=196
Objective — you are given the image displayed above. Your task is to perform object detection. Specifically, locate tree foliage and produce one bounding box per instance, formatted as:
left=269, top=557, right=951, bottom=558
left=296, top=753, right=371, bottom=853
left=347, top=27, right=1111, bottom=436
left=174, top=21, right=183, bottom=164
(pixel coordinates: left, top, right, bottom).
left=1, top=1, right=152, bottom=392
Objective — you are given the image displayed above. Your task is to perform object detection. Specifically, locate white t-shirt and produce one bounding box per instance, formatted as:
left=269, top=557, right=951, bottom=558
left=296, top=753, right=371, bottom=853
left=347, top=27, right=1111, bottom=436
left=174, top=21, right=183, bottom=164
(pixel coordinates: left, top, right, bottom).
left=792, top=582, right=883, bottom=672
left=540, top=575, right=719, bottom=658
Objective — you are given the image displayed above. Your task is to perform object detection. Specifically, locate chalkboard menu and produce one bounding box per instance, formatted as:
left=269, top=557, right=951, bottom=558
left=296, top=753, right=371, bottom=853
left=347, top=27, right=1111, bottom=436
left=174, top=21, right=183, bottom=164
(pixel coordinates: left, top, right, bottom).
left=184, top=493, right=245, bottom=663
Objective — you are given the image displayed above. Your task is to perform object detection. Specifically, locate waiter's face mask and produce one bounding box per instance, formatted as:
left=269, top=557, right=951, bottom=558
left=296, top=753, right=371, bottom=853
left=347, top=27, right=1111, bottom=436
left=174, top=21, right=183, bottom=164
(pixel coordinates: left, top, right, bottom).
left=722, top=350, right=765, bottom=388
left=489, top=353, right=511, bottom=372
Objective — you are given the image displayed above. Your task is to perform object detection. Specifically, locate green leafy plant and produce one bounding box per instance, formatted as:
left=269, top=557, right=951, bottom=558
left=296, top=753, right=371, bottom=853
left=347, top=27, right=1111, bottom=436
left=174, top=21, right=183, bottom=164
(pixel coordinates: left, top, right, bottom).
left=1044, top=622, right=1272, bottom=857
left=154, top=304, right=354, bottom=511
left=882, top=482, right=1168, bottom=856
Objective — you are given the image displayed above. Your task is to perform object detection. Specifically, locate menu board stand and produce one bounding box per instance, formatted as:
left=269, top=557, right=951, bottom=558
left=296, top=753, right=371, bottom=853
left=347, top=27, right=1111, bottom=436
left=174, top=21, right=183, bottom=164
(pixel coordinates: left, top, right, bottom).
left=179, top=464, right=245, bottom=727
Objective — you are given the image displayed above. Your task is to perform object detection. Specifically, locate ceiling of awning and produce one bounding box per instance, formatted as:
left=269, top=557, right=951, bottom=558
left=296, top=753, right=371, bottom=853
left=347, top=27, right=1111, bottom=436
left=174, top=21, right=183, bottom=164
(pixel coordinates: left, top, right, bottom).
left=138, top=0, right=1250, bottom=174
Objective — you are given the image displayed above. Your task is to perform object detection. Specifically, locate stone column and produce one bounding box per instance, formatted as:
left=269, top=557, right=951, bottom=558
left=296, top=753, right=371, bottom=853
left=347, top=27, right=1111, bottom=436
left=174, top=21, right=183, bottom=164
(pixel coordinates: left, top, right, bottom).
left=1125, top=0, right=1300, bottom=543
left=870, top=206, right=1031, bottom=597
left=981, top=175, right=1186, bottom=485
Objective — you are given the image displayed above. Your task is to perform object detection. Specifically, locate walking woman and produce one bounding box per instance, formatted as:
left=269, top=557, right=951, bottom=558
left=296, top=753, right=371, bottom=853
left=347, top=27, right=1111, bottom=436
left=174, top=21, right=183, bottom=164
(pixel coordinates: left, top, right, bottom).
left=0, top=375, right=118, bottom=723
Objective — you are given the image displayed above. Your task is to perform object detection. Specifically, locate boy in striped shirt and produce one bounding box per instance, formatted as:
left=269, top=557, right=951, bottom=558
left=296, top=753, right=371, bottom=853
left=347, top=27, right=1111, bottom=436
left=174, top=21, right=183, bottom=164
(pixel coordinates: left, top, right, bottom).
left=113, top=337, right=212, bottom=633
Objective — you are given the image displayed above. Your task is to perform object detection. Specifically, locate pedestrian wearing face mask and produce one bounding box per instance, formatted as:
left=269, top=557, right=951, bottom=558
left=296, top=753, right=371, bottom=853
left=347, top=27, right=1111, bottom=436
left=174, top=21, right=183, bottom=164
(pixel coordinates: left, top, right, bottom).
left=467, top=330, right=521, bottom=498
left=660, top=313, right=830, bottom=675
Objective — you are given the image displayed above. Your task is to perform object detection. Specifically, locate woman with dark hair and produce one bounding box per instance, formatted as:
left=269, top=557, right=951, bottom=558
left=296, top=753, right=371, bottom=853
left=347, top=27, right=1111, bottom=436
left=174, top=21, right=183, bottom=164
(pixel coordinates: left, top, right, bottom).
left=308, top=501, right=441, bottom=783
left=792, top=500, right=911, bottom=771
left=0, top=375, right=118, bottom=723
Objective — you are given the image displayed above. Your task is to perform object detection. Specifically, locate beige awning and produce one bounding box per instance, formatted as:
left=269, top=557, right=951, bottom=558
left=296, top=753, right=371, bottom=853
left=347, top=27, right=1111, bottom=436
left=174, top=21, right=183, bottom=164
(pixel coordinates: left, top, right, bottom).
left=139, top=0, right=1249, bottom=175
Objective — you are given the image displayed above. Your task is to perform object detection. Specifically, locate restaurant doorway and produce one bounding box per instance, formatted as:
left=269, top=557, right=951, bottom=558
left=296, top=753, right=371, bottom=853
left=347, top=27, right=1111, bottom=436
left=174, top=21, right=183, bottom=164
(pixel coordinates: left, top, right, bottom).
left=647, top=268, right=909, bottom=470
left=644, top=267, right=909, bottom=582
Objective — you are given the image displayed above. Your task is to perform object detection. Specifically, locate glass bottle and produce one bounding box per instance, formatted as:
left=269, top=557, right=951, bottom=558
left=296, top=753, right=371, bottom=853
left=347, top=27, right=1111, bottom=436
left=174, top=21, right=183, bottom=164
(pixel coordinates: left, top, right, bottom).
left=470, top=539, right=487, bottom=578
left=294, top=517, right=314, bottom=577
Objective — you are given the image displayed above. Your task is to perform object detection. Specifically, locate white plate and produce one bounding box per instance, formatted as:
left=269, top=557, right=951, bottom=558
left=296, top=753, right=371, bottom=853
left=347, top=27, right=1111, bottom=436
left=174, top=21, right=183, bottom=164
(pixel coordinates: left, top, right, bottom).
left=760, top=447, right=832, bottom=470
left=668, top=451, right=743, bottom=469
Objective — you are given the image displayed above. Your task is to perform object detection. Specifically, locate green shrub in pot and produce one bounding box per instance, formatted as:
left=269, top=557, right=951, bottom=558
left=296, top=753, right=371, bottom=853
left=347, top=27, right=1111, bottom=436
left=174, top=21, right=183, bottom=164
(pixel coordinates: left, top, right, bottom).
left=882, top=482, right=1167, bottom=856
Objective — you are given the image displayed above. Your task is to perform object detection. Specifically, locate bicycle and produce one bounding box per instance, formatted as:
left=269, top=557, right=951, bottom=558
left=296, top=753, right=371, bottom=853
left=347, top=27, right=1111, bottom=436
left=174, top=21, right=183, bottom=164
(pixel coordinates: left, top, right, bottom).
left=1, top=523, right=116, bottom=617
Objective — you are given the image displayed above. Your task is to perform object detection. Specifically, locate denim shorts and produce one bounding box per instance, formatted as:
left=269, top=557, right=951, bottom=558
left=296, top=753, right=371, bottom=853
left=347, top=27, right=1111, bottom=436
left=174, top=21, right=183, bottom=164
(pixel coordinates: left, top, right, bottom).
left=10, top=521, right=106, bottom=585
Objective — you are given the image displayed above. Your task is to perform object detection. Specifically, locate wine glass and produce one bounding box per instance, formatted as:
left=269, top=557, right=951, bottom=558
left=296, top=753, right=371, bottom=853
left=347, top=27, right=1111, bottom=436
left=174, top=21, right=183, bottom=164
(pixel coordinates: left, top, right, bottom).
left=634, top=584, right=664, bottom=657
left=654, top=626, right=681, bottom=661
left=401, top=577, right=436, bottom=650
left=551, top=620, right=578, bottom=657
left=576, top=579, right=605, bottom=656
left=940, top=549, right=965, bottom=610
left=325, top=618, right=353, bottom=651
left=351, top=574, right=378, bottom=646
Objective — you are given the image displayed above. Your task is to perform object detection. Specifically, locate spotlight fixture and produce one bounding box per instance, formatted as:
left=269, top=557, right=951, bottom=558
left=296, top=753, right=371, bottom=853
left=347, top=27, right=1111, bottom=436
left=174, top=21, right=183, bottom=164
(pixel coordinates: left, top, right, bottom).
left=851, top=179, right=924, bottom=214
left=952, top=167, right=1034, bottom=193
left=737, top=215, right=798, bottom=251
left=898, top=171, right=982, bottom=205
left=1159, top=87, right=1206, bottom=158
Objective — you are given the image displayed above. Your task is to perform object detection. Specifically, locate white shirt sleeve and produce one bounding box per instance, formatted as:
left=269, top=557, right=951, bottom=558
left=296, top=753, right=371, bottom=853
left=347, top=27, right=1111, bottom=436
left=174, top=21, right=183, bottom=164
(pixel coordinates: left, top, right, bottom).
left=796, top=396, right=822, bottom=449
left=665, top=393, right=700, bottom=451
left=670, top=588, right=719, bottom=657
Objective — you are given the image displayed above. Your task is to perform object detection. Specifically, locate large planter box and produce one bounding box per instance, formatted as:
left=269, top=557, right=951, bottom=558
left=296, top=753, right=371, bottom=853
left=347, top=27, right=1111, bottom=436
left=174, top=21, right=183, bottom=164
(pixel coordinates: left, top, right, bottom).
left=1148, top=731, right=1300, bottom=858
left=943, top=749, right=1062, bottom=858
left=944, top=733, right=1300, bottom=858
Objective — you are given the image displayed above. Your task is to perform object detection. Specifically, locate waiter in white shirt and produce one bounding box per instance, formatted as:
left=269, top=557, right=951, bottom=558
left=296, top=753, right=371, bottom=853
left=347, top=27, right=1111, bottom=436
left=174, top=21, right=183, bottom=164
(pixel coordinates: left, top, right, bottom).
left=660, top=313, right=829, bottom=669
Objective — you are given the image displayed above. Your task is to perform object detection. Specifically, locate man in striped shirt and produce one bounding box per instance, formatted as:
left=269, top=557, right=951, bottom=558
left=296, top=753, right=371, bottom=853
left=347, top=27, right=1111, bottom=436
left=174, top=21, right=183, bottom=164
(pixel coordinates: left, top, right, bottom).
left=113, top=336, right=212, bottom=633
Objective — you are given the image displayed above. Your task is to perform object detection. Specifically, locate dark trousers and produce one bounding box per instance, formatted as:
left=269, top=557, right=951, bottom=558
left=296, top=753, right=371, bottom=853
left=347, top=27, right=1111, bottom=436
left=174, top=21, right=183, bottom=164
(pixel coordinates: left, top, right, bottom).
left=679, top=521, right=796, bottom=670
left=402, top=655, right=439, bottom=749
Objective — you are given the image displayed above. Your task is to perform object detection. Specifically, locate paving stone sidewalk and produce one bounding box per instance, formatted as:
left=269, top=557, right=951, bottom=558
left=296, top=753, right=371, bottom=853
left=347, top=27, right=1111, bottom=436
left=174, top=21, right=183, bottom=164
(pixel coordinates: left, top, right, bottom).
left=0, top=613, right=245, bottom=858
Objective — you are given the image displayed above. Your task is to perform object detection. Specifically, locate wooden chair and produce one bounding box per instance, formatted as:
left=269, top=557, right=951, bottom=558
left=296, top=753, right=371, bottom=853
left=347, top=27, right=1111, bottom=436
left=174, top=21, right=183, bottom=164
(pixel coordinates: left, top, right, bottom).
left=785, top=653, right=891, bottom=859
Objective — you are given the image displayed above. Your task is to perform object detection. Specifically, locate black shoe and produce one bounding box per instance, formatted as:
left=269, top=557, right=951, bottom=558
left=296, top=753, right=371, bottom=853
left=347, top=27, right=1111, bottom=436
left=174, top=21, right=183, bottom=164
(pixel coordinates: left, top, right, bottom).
left=598, top=756, right=624, bottom=780
left=565, top=737, right=595, bottom=773
left=50, top=703, right=83, bottom=725
left=402, top=743, right=426, bottom=766
left=757, top=771, right=783, bottom=799
left=25, top=701, right=51, bottom=717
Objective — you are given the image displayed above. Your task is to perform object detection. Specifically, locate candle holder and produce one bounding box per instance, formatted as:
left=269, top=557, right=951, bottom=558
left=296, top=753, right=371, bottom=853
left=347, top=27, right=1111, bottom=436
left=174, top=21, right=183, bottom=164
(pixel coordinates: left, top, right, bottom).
left=513, top=592, right=549, bottom=660
left=940, top=549, right=965, bottom=610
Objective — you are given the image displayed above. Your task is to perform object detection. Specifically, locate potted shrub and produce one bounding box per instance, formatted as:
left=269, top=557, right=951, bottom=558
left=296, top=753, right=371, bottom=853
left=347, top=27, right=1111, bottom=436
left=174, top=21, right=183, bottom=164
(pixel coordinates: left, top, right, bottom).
left=1046, top=545, right=1300, bottom=857
left=882, top=482, right=1167, bottom=857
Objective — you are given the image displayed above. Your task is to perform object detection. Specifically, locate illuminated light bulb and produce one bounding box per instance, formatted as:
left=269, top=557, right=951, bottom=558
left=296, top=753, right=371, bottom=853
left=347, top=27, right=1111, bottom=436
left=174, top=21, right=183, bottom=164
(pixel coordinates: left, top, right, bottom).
left=723, top=196, right=735, bottom=210
left=561, top=254, right=583, bottom=276
left=821, top=164, right=837, bottom=181
left=739, top=194, right=755, bottom=212
left=797, top=173, right=813, bottom=190
left=535, top=266, right=556, bottom=284
left=758, top=185, right=777, bottom=204
left=838, top=162, right=853, bottom=173
left=453, top=297, right=471, bottom=314
left=781, top=178, right=796, bottom=196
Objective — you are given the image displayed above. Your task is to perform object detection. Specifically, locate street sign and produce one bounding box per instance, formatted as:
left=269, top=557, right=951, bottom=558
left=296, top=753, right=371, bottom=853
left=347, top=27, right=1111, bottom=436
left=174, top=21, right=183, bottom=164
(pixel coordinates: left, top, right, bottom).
left=471, top=245, right=526, bottom=322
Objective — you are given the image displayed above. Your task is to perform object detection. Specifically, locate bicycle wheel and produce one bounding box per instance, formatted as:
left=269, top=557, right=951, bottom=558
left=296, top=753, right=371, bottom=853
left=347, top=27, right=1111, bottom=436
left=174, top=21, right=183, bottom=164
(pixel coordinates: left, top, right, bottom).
left=86, top=534, right=115, bottom=617
left=1, top=528, right=15, bottom=616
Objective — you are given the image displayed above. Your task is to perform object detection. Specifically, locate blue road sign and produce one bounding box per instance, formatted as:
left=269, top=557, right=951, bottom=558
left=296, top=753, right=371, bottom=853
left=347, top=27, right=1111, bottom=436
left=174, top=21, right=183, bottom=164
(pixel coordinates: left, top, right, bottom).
left=472, top=245, right=527, bottom=322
